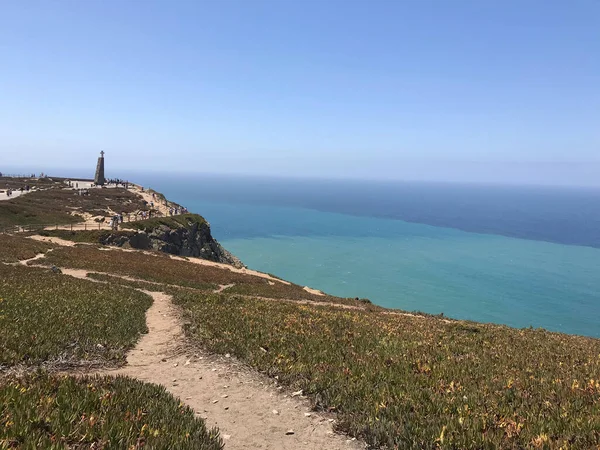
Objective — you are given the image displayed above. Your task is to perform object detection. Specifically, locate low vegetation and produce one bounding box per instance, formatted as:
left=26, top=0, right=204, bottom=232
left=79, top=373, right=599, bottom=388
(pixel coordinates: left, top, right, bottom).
left=38, top=228, right=137, bottom=244
left=36, top=246, right=222, bottom=290
left=227, top=281, right=366, bottom=307
left=86, top=272, right=185, bottom=293
left=4, top=178, right=600, bottom=448
left=0, top=264, right=152, bottom=368
left=0, top=186, right=147, bottom=229
left=36, top=246, right=364, bottom=305
left=0, top=176, right=65, bottom=191
left=0, top=373, right=223, bottom=449
left=174, top=290, right=600, bottom=449
left=121, top=213, right=207, bottom=232
left=0, top=234, right=55, bottom=263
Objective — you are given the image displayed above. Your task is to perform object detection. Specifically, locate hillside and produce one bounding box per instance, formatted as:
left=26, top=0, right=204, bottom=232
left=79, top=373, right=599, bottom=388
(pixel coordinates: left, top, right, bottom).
left=1, top=177, right=599, bottom=449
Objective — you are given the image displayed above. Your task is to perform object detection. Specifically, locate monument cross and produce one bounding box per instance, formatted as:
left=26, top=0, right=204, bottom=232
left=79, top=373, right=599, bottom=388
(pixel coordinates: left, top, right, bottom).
left=94, top=151, right=106, bottom=185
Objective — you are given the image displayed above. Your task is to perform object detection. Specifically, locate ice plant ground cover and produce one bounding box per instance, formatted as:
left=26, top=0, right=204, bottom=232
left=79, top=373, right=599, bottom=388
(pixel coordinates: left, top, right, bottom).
left=2, top=223, right=600, bottom=448
left=0, top=264, right=152, bottom=367
left=0, top=186, right=146, bottom=228
left=0, top=253, right=222, bottom=448
left=0, top=234, right=55, bottom=263
left=86, top=272, right=180, bottom=292
left=0, top=373, right=223, bottom=449
left=173, top=290, right=600, bottom=449
left=36, top=245, right=364, bottom=306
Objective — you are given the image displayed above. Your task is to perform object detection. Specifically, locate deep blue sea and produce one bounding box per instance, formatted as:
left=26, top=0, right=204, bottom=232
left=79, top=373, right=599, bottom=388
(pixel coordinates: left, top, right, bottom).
left=126, top=173, right=600, bottom=338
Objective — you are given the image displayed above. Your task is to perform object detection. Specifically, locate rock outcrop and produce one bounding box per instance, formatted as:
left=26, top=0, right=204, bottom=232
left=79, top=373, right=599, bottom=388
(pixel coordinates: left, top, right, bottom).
left=99, top=214, right=244, bottom=268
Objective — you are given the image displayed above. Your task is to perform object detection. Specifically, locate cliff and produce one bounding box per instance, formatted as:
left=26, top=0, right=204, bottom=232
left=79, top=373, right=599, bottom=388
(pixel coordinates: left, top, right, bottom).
left=100, top=214, right=244, bottom=268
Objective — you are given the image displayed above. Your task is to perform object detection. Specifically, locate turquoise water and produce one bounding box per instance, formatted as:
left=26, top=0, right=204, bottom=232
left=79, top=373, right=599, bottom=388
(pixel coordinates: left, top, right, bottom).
left=125, top=174, right=600, bottom=338
left=195, top=200, right=600, bottom=338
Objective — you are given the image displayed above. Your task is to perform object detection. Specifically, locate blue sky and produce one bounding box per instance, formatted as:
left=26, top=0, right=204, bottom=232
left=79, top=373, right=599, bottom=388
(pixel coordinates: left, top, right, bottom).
left=1, top=0, right=599, bottom=185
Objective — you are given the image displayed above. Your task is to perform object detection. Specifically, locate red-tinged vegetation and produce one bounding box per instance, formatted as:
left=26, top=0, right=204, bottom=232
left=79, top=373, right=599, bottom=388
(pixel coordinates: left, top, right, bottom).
left=0, top=234, right=55, bottom=263
left=37, top=245, right=365, bottom=306
left=174, top=291, right=600, bottom=449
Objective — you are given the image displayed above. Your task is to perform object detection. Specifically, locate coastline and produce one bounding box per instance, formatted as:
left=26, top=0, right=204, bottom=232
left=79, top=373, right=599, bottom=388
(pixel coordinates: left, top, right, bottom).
left=2, top=174, right=600, bottom=449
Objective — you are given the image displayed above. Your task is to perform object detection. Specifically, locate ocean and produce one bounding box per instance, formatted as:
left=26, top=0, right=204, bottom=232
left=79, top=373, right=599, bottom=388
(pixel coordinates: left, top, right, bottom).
left=124, top=173, right=600, bottom=338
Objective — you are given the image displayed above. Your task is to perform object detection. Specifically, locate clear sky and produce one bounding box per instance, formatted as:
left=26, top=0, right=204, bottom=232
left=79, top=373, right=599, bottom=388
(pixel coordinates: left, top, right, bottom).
left=1, top=0, right=599, bottom=185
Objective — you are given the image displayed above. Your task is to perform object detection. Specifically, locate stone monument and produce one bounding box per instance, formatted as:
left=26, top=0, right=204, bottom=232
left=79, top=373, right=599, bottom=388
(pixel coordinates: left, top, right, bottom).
left=94, top=151, right=105, bottom=185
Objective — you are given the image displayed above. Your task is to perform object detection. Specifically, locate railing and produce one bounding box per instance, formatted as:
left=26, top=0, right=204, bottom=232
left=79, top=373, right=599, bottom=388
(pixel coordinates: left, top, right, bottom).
left=0, top=209, right=192, bottom=235
left=0, top=222, right=112, bottom=234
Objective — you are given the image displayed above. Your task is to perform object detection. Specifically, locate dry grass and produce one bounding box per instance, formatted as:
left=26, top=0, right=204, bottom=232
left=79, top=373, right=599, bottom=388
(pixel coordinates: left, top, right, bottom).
left=174, top=290, right=600, bottom=449
left=36, top=246, right=367, bottom=306
left=0, top=187, right=146, bottom=228
left=0, top=234, right=55, bottom=263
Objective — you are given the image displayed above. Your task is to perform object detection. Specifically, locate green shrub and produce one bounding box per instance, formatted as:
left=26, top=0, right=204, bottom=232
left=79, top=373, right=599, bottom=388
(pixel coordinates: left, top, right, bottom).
left=0, top=373, right=223, bottom=449
left=122, top=213, right=207, bottom=232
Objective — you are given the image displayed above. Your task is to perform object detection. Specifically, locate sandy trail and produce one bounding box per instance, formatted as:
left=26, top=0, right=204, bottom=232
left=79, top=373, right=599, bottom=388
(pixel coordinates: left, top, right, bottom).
left=50, top=267, right=362, bottom=449
left=169, top=254, right=291, bottom=285
left=114, top=291, right=361, bottom=450
left=133, top=186, right=171, bottom=217
left=214, top=283, right=235, bottom=293
left=303, top=286, right=325, bottom=296
left=49, top=264, right=366, bottom=312
left=0, top=191, right=27, bottom=201
left=26, top=224, right=290, bottom=287
left=18, top=252, right=48, bottom=265
left=28, top=235, right=78, bottom=247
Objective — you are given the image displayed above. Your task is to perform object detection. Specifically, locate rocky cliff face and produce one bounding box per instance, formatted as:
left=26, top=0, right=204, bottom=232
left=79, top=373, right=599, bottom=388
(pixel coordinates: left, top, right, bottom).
left=100, top=215, right=244, bottom=268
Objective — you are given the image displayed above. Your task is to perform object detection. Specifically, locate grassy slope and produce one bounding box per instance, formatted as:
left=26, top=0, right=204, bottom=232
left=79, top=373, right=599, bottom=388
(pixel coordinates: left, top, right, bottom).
left=0, top=187, right=147, bottom=228
left=0, top=264, right=152, bottom=367
left=0, top=177, right=64, bottom=191
left=87, top=272, right=177, bottom=292
left=0, top=234, right=55, bottom=263
left=37, top=240, right=600, bottom=448
left=0, top=184, right=223, bottom=446
left=173, top=291, right=600, bottom=449
left=0, top=373, right=222, bottom=449
left=0, top=235, right=221, bottom=447
left=37, top=245, right=362, bottom=305
left=3, top=180, right=600, bottom=448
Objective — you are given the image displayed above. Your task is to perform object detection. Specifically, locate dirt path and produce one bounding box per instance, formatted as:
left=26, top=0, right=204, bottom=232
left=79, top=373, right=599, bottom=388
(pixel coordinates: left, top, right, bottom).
left=0, top=190, right=28, bottom=201
left=168, top=254, right=291, bottom=285
left=28, top=234, right=78, bottom=247
left=18, top=252, right=48, bottom=265
left=26, top=232, right=291, bottom=287
left=134, top=186, right=171, bottom=217
left=43, top=265, right=362, bottom=449
left=214, top=283, right=235, bottom=293
left=303, top=286, right=325, bottom=296
left=109, top=291, right=362, bottom=450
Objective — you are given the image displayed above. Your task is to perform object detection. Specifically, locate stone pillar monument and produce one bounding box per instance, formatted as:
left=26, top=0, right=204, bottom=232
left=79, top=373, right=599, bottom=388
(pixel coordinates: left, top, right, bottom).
left=94, top=151, right=105, bottom=185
